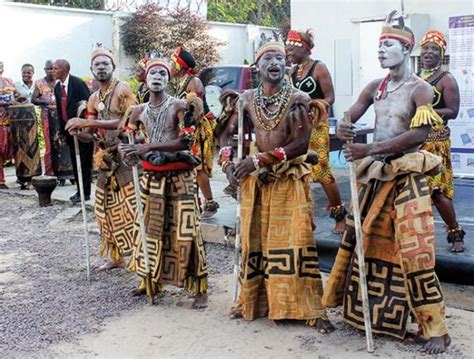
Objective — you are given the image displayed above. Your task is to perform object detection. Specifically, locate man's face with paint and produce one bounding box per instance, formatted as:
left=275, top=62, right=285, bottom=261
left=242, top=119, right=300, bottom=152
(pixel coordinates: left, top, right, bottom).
left=146, top=66, right=169, bottom=93
left=378, top=38, right=408, bottom=69
left=258, top=50, right=286, bottom=85
left=91, top=55, right=114, bottom=83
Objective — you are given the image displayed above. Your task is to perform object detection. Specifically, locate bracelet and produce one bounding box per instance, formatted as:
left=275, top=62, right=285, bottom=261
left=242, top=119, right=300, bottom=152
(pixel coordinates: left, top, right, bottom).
left=274, top=147, right=287, bottom=162
left=251, top=154, right=261, bottom=171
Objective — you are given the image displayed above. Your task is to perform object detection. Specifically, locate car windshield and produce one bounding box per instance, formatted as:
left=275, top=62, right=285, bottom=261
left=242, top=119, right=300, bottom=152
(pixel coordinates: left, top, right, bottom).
left=200, top=67, right=242, bottom=90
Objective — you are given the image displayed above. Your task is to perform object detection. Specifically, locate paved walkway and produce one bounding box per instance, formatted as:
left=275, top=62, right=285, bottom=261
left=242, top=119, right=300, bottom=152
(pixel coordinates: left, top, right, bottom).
left=2, top=159, right=473, bottom=284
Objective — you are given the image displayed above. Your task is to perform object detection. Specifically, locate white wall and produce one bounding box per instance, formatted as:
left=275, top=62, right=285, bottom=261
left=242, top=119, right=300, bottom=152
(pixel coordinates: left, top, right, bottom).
left=0, top=2, right=113, bottom=81
left=207, top=22, right=277, bottom=65
left=0, top=2, right=276, bottom=81
left=291, top=0, right=474, bottom=118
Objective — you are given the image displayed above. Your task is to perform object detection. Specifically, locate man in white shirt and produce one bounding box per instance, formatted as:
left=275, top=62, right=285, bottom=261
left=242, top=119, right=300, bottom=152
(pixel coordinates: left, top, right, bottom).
left=14, top=64, right=35, bottom=103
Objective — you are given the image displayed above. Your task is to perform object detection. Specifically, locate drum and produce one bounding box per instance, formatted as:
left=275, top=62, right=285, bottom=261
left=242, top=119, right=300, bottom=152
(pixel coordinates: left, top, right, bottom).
left=9, top=104, right=41, bottom=184
left=47, top=106, right=74, bottom=180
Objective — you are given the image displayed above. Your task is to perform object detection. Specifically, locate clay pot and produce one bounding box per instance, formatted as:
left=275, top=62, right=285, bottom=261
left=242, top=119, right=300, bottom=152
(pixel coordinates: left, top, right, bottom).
left=32, top=175, right=58, bottom=207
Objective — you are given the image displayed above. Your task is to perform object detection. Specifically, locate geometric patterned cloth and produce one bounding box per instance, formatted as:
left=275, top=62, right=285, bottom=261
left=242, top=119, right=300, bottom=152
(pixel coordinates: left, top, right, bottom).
left=235, top=161, right=327, bottom=323
left=95, top=181, right=136, bottom=260
left=420, top=125, right=454, bottom=199
left=323, top=161, right=449, bottom=339
left=128, top=170, right=208, bottom=294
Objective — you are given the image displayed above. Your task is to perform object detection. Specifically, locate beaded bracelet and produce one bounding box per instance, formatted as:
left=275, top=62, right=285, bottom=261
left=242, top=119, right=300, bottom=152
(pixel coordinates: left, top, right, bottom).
left=274, top=147, right=287, bottom=162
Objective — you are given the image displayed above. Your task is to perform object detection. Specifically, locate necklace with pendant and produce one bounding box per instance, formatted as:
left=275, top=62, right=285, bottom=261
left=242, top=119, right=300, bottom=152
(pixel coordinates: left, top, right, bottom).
left=98, top=79, right=116, bottom=112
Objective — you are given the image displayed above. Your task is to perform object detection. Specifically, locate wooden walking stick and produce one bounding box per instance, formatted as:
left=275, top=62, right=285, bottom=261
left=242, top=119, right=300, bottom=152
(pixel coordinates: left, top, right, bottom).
left=127, top=132, right=154, bottom=305
left=344, top=111, right=374, bottom=352
left=73, top=134, right=90, bottom=281
left=232, top=98, right=244, bottom=303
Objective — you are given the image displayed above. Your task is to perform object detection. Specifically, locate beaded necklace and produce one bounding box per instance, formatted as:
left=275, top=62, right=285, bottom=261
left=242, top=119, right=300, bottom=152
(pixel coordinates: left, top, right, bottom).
left=253, top=80, right=293, bottom=131
left=142, top=95, right=173, bottom=143
left=296, top=59, right=312, bottom=79
left=420, top=65, right=441, bottom=81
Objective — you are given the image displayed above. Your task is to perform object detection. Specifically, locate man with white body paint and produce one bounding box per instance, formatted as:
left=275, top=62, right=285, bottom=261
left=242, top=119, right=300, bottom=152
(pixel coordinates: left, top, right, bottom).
left=66, top=48, right=137, bottom=272
left=322, top=12, right=451, bottom=354
left=119, top=58, right=208, bottom=309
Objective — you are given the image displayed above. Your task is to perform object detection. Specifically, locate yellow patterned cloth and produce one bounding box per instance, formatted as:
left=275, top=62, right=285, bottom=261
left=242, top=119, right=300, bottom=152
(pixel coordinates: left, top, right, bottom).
left=234, top=158, right=327, bottom=323
left=323, top=154, right=448, bottom=339
left=309, top=116, right=335, bottom=184
left=192, top=113, right=217, bottom=177
left=420, top=125, right=454, bottom=199
left=95, top=181, right=136, bottom=260
left=128, top=170, right=208, bottom=295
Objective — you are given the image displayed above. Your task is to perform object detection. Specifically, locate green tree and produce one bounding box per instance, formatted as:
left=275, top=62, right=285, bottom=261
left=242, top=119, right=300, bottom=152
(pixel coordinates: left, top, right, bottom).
left=12, top=0, right=103, bottom=10
left=120, top=4, right=224, bottom=69
left=207, top=0, right=290, bottom=28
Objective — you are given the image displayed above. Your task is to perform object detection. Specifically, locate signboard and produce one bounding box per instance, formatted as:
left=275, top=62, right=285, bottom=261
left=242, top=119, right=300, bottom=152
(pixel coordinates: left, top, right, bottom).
left=449, top=15, right=474, bottom=177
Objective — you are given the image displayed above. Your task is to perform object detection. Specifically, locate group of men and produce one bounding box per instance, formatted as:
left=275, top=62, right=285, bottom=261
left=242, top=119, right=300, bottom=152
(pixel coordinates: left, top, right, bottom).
left=0, top=9, right=465, bottom=354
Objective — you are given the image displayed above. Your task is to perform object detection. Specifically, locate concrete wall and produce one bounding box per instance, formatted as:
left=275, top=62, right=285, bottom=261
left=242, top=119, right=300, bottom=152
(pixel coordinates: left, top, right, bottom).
left=0, top=2, right=276, bottom=81
left=0, top=2, right=113, bottom=80
left=291, top=0, right=474, bottom=119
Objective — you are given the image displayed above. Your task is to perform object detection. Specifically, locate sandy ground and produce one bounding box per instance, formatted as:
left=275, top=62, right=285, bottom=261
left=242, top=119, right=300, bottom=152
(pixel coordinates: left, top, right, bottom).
left=49, top=274, right=474, bottom=359
left=1, top=191, right=473, bottom=359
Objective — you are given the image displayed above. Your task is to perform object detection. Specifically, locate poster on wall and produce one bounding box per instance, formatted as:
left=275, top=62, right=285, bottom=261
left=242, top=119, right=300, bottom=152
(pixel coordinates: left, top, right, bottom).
left=449, top=15, right=474, bottom=177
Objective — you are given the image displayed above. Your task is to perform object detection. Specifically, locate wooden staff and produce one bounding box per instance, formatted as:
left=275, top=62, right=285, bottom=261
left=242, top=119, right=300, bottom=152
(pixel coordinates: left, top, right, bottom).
left=344, top=111, right=374, bottom=352
left=232, top=98, right=244, bottom=303
left=73, top=134, right=90, bottom=281
left=127, top=132, right=154, bottom=305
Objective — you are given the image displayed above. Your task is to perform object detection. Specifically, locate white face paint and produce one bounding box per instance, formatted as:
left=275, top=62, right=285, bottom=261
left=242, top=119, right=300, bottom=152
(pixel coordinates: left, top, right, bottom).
left=378, top=38, right=408, bottom=69
left=146, top=66, right=169, bottom=93
left=91, top=55, right=114, bottom=82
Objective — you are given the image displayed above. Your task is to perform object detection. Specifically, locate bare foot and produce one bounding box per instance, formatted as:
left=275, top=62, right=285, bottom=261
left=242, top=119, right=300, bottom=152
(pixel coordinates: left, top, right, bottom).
left=192, top=293, right=208, bottom=309
left=332, top=219, right=346, bottom=234
left=452, top=239, right=465, bottom=253
left=420, top=334, right=451, bottom=355
left=98, top=259, right=127, bottom=272
left=131, top=287, right=146, bottom=297
left=229, top=306, right=243, bottom=319
left=315, top=318, right=335, bottom=334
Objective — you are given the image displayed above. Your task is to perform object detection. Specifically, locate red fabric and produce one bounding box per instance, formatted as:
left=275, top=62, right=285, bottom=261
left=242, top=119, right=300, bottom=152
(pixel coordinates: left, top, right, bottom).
left=142, top=160, right=194, bottom=172
left=61, top=85, right=68, bottom=123
left=0, top=125, right=13, bottom=184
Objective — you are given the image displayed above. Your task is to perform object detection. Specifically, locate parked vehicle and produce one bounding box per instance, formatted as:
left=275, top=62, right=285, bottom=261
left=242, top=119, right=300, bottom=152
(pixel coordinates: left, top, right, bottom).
left=199, top=65, right=259, bottom=117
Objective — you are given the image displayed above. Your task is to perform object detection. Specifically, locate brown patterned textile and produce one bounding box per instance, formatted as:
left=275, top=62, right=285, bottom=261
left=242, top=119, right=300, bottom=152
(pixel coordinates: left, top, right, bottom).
left=129, top=170, right=207, bottom=294
left=234, top=158, right=326, bottom=323
left=323, top=154, right=448, bottom=339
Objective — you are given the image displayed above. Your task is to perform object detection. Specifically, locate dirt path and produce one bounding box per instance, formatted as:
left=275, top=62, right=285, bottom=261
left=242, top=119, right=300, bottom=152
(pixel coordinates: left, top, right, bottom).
left=50, top=274, right=473, bottom=359
left=1, top=193, right=473, bottom=358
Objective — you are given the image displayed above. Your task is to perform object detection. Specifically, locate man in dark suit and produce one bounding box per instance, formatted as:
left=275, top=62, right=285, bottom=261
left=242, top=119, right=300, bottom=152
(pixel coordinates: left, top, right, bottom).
left=53, top=59, right=92, bottom=204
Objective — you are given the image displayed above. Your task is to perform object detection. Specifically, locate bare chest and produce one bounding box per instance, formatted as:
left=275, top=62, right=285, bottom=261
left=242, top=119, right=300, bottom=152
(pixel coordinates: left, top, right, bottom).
left=373, top=82, right=418, bottom=141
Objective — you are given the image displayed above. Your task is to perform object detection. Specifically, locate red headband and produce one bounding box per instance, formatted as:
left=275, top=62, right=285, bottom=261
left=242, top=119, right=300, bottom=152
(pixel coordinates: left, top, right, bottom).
left=286, top=30, right=312, bottom=54
left=145, top=60, right=171, bottom=78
